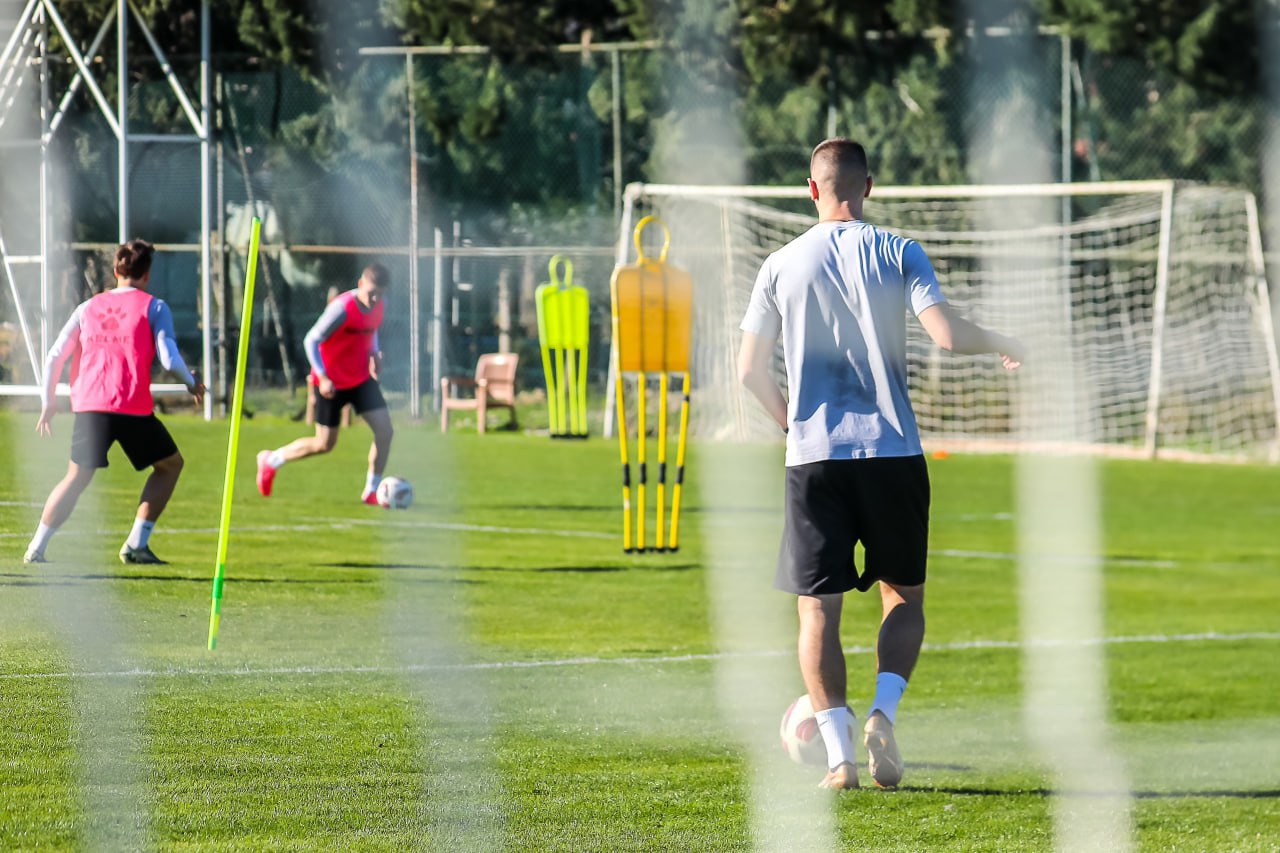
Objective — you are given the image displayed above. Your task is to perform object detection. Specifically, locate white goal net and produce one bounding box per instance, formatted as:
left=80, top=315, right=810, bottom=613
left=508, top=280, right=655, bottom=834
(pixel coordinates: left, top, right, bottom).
left=614, top=181, right=1280, bottom=462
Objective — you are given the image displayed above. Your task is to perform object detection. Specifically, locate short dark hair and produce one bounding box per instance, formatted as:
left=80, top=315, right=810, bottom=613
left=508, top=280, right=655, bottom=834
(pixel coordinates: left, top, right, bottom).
left=810, top=138, right=870, bottom=199
left=362, top=263, right=391, bottom=288
left=114, top=239, right=155, bottom=280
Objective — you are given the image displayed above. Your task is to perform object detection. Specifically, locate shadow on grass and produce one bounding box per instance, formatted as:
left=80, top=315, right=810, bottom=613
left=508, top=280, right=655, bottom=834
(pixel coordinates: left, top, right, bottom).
left=0, top=571, right=373, bottom=586
left=467, top=504, right=619, bottom=513
left=905, top=785, right=1280, bottom=799
left=322, top=560, right=700, bottom=574
left=0, top=562, right=702, bottom=583
left=479, top=504, right=778, bottom=515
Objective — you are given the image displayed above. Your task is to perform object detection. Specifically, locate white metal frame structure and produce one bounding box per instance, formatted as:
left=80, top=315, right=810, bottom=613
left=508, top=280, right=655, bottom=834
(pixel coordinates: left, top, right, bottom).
left=608, top=180, right=1280, bottom=462
left=0, top=0, right=213, bottom=417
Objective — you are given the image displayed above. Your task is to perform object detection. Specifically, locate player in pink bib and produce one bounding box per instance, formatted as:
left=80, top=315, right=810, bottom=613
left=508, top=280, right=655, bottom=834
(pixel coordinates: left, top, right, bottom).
left=256, top=263, right=394, bottom=505
left=24, top=239, right=206, bottom=565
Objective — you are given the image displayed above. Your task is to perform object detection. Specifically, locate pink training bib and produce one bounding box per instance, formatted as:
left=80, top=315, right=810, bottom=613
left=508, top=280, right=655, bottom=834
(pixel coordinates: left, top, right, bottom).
left=70, top=289, right=156, bottom=415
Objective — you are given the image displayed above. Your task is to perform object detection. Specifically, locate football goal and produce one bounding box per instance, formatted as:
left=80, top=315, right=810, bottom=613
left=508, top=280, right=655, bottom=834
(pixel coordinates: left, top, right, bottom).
left=611, top=180, right=1280, bottom=462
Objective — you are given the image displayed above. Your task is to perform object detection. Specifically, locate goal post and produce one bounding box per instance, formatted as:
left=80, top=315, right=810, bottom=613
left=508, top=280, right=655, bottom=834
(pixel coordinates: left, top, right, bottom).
left=607, top=180, right=1280, bottom=463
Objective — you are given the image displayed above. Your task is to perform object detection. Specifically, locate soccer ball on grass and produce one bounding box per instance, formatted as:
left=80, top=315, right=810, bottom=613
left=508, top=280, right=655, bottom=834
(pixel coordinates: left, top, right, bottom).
left=779, top=694, right=855, bottom=766
left=375, top=476, right=414, bottom=510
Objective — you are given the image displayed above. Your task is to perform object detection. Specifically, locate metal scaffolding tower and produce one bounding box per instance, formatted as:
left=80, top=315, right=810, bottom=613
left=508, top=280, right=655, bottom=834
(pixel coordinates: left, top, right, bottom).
left=0, top=0, right=213, bottom=418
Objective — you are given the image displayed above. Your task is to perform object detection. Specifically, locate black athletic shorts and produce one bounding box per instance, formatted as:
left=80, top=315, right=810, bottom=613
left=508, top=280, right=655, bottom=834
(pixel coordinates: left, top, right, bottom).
left=70, top=412, right=179, bottom=471
left=314, top=378, right=386, bottom=427
left=775, top=455, right=930, bottom=596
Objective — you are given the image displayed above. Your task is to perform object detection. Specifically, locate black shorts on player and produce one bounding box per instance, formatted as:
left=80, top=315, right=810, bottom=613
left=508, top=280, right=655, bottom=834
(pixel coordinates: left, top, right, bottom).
left=313, top=377, right=387, bottom=428
left=70, top=412, right=180, bottom=471
left=775, top=454, right=930, bottom=595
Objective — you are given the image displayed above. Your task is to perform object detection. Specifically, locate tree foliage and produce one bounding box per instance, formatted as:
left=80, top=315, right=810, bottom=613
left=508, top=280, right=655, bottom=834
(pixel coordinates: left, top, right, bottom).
left=14, top=0, right=1269, bottom=385
left=1041, top=0, right=1261, bottom=95
left=383, top=0, right=630, bottom=61
left=27, top=0, right=1272, bottom=236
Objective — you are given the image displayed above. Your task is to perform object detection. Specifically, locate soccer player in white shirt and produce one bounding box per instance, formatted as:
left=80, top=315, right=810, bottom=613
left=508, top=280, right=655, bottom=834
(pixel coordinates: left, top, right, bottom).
left=739, top=138, right=1024, bottom=790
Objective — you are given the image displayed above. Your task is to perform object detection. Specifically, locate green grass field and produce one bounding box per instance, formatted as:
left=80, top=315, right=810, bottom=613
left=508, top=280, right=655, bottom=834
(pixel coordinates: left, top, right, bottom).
left=1, top=408, right=1277, bottom=851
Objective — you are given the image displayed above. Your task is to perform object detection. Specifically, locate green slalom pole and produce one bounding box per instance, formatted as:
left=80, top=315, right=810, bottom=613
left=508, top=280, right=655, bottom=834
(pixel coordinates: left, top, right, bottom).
left=208, top=217, right=262, bottom=650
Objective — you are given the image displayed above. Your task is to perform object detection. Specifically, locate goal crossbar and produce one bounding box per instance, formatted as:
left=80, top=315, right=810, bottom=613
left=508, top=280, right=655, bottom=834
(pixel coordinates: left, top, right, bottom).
left=608, top=180, right=1280, bottom=463
left=625, top=179, right=1177, bottom=202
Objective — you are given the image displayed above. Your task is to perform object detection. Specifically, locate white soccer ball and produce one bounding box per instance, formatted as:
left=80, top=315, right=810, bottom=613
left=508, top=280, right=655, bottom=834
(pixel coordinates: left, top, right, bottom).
left=375, top=476, right=414, bottom=510
left=779, top=694, right=855, bottom=766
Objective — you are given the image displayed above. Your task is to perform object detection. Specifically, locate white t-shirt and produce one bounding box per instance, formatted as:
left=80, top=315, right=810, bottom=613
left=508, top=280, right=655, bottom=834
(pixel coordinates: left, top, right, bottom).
left=740, top=220, right=946, bottom=466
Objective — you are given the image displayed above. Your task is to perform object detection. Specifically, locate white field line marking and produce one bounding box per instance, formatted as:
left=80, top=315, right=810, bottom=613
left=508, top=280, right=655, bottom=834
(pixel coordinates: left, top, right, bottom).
left=3, top=526, right=1175, bottom=562
left=0, top=523, right=359, bottom=539
left=3, top=631, right=1277, bottom=681
left=0, top=519, right=613, bottom=540
left=331, top=517, right=614, bottom=539
left=936, top=548, right=1178, bottom=569
left=940, top=512, right=1014, bottom=522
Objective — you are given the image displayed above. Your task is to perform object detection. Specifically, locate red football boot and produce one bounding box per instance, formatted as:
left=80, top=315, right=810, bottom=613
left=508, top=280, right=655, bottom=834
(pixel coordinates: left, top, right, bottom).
left=256, top=451, right=277, bottom=497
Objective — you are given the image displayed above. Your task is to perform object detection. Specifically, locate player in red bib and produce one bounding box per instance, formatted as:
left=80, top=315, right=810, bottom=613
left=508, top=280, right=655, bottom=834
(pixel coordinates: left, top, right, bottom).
left=256, top=263, right=394, bottom=505
left=24, top=239, right=206, bottom=565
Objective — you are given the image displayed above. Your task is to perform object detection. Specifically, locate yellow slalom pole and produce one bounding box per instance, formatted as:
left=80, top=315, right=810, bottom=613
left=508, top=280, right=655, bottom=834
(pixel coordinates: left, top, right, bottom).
left=564, top=348, right=577, bottom=436
left=538, top=342, right=559, bottom=434
left=615, top=370, right=632, bottom=552
left=669, top=373, right=691, bottom=552
left=208, top=217, right=262, bottom=650
left=656, top=371, right=668, bottom=550
left=636, top=371, right=647, bottom=551
left=558, top=345, right=572, bottom=437
left=610, top=269, right=632, bottom=549
left=575, top=339, right=589, bottom=435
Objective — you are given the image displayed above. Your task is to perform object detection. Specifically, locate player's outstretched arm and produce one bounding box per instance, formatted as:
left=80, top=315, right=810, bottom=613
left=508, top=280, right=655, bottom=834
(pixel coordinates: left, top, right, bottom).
left=36, top=307, right=85, bottom=436
left=149, top=299, right=206, bottom=404
left=187, top=372, right=206, bottom=406
left=918, top=302, right=1024, bottom=370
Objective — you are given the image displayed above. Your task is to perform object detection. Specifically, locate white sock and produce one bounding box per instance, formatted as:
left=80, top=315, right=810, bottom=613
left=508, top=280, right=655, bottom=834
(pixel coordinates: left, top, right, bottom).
left=364, top=472, right=382, bottom=495
left=28, top=522, right=57, bottom=555
left=126, top=519, right=155, bottom=549
left=868, top=672, right=909, bottom=726
left=814, top=705, right=857, bottom=769
left=267, top=449, right=287, bottom=469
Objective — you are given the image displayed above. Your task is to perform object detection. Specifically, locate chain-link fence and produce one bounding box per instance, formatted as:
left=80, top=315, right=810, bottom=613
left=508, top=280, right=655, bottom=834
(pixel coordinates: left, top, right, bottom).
left=1, top=26, right=1274, bottom=414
